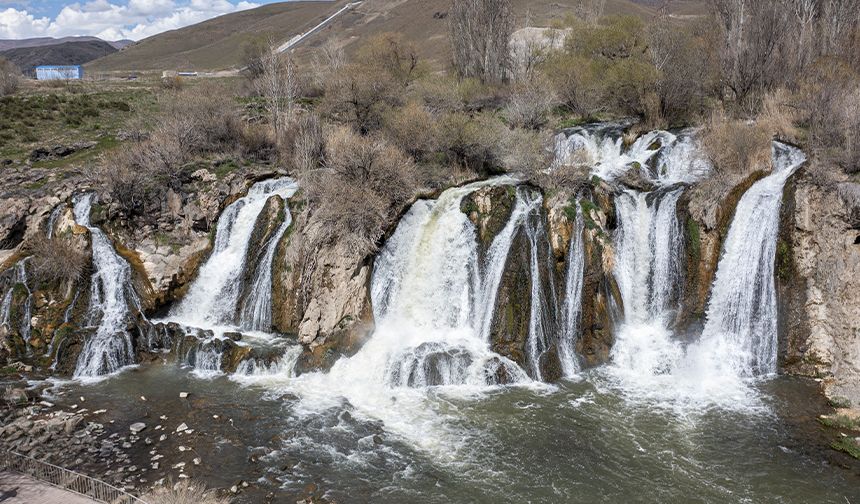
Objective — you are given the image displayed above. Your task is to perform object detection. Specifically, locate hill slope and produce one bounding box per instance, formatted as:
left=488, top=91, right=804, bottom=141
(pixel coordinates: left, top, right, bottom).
left=88, top=0, right=707, bottom=72
left=0, top=40, right=118, bottom=75
left=89, top=1, right=349, bottom=71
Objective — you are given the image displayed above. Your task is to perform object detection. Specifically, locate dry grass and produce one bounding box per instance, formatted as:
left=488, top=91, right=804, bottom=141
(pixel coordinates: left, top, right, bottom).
left=26, top=235, right=90, bottom=287
left=701, top=108, right=772, bottom=181
left=142, top=480, right=228, bottom=504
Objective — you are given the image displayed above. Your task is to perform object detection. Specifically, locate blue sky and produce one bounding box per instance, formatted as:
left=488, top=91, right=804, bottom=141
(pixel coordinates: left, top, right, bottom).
left=0, top=0, right=290, bottom=40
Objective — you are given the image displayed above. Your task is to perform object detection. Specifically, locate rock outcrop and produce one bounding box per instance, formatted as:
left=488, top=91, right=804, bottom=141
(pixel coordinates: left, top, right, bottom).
left=779, top=168, right=860, bottom=406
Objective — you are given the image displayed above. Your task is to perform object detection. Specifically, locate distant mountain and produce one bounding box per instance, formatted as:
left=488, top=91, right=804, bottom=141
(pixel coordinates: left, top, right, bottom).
left=0, top=36, right=131, bottom=52
left=0, top=40, right=118, bottom=75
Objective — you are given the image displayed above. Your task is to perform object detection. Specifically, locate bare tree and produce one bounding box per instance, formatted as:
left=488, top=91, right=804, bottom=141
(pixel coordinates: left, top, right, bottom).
left=820, top=0, right=860, bottom=59
left=449, top=0, right=513, bottom=83
left=576, top=0, right=606, bottom=25
left=311, top=39, right=345, bottom=88
left=711, top=0, right=790, bottom=104
left=0, top=57, right=19, bottom=96
left=256, top=41, right=300, bottom=135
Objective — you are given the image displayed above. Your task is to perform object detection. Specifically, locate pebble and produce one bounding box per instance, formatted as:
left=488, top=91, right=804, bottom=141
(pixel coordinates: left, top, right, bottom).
left=179, top=392, right=189, bottom=398
left=140, top=396, right=146, bottom=401
left=93, top=409, right=106, bottom=415
left=178, top=446, right=188, bottom=452
left=151, top=462, right=159, bottom=469
left=172, top=462, right=185, bottom=469
left=159, top=434, right=167, bottom=442
left=129, top=422, right=146, bottom=434
left=175, top=423, right=188, bottom=432
left=193, top=457, right=201, bottom=466
left=159, top=415, right=167, bottom=420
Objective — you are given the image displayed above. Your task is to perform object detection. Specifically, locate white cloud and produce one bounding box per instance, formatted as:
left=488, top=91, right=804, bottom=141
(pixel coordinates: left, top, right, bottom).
left=0, top=0, right=259, bottom=41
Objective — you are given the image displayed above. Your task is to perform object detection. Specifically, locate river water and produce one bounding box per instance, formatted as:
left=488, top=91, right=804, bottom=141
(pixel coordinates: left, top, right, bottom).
left=51, top=362, right=859, bottom=504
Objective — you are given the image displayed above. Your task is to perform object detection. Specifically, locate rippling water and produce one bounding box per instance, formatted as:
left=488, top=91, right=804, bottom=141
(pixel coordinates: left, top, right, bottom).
left=55, top=363, right=859, bottom=504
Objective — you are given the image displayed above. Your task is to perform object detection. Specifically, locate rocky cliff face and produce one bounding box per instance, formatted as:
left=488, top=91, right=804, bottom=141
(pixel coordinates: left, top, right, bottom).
left=779, top=168, right=860, bottom=406
left=271, top=195, right=375, bottom=372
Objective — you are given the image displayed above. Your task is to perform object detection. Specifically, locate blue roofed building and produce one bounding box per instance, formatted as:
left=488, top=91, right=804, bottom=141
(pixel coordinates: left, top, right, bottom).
left=35, top=65, right=84, bottom=81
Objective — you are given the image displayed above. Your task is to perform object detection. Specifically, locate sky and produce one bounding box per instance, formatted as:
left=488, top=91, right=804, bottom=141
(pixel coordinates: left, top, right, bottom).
left=0, top=0, right=289, bottom=41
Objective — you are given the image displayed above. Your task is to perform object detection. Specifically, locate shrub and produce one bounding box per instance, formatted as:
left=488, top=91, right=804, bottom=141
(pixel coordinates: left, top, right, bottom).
left=26, top=235, right=89, bottom=287
left=382, top=101, right=439, bottom=160
left=701, top=108, right=772, bottom=182
left=161, top=76, right=184, bottom=91
left=300, top=126, right=418, bottom=255
left=504, top=76, right=556, bottom=129
left=436, top=111, right=504, bottom=173
left=287, top=113, right=326, bottom=173
left=143, top=481, right=228, bottom=504
left=799, top=58, right=860, bottom=173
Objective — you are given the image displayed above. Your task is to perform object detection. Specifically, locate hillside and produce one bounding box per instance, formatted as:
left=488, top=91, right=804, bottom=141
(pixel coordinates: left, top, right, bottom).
left=88, top=1, right=349, bottom=72
left=88, top=0, right=707, bottom=72
left=0, top=40, right=118, bottom=76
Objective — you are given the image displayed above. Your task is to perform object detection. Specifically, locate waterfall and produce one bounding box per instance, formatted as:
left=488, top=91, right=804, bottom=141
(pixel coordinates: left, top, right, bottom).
left=239, top=202, right=295, bottom=332
left=558, top=203, right=585, bottom=377
left=613, top=189, right=684, bottom=324
left=522, top=189, right=558, bottom=380
left=170, top=178, right=297, bottom=330
left=0, top=259, right=33, bottom=343
left=368, top=178, right=529, bottom=387
left=72, top=193, right=143, bottom=379
left=696, top=143, right=806, bottom=377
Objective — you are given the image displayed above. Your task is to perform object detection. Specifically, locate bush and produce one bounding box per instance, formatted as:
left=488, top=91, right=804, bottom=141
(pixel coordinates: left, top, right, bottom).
left=701, top=108, right=772, bottom=182
left=26, top=235, right=89, bottom=287
left=504, top=76, right=556, bottom=129
left=800, top=58, right=860, bottom=173
left=143, top=481, right=228, bottom=504
left=436, top=111, right=504, bottom=173
left=161, top=76, right=184, bottom=91
left=382, top=101, right=439, bottom=160
left=300, top=126, right=418, bottom=255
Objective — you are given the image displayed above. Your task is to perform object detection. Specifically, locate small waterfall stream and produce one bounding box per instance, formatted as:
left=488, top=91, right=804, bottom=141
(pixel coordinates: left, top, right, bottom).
left=165, top=177, right=298, bottom=375
left=0, top=259, right=33, bottom=344
left=73, top=194, right=144, bottom=379
left=170, top=178, right=297, bottom=331
left=696, top=143, right=806, bottom=377
left=369, top=178, right=530, bottom=387
left=558, top=203, right=585, bottom=377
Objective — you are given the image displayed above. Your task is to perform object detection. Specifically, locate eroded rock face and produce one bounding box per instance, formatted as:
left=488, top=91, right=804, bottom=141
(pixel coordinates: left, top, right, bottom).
left=780, top=170, right=860, bottom=406
left=272, top=199, right=375, bottom=372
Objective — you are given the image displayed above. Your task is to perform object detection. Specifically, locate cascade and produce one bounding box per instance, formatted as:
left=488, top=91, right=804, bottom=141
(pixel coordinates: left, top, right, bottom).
left=558, top=203, right=585, bottom=377
left=522, top=189, right=558, bottom=380
left=170, top=178, right=297, bottom=332
left=0, top=259, right=33, bottom=343
left=238, top=204, right=294, bottom=331
left=368, top=178, right=530, bottom=387
left=695, top=143, right=806, bottom=377
left=72, top=193, right=145, bottom=379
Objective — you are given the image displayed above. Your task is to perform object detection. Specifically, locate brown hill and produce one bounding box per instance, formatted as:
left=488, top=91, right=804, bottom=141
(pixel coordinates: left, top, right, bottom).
left=87, top=0, right=707, bottom=72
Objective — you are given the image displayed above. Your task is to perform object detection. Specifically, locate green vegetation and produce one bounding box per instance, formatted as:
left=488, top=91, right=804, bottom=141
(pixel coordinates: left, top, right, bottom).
left=775, top=240, right=793, bottom=281
left=832, top=437, right=860, bottom=459
left=819, top=414, right=860, bottom=431
left=0, top=87, right=156, bottom=164
left=686, top=218, right=701, bottom=263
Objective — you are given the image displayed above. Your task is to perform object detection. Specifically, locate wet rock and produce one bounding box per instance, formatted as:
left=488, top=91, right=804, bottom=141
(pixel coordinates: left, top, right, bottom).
left=130, top=422, right=147, bottom=434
